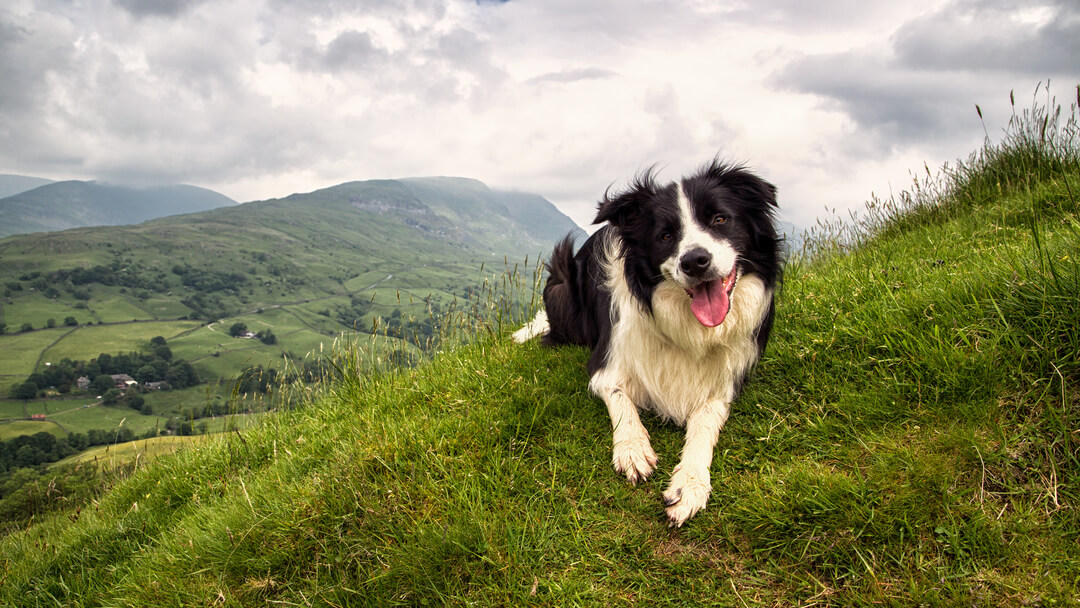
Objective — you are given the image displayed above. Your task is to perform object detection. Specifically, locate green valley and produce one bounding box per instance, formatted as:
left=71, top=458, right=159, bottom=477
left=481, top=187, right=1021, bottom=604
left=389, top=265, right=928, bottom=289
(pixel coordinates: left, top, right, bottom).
left=0, top=175, right=580, bottom=462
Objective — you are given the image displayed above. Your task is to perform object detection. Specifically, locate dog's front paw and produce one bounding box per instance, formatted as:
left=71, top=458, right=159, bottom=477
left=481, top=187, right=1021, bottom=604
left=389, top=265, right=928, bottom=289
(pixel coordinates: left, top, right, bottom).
left=611, top=436, right=658, bottom=485
left=662, top=466, right=711, bottom=527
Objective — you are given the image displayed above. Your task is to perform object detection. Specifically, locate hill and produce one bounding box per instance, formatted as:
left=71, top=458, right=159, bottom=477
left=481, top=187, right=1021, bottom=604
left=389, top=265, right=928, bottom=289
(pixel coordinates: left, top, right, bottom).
left=0, top=174, right=54, bottom=199
left=0, top=176, right=580, bottom=427
left=0, top=180, right=237, bottom=238
left=2, top=96, right=1077, bottom=605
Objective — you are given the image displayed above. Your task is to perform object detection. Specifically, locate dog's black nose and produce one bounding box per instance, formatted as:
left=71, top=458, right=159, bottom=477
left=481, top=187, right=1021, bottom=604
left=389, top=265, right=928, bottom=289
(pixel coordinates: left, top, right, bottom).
left=679, top=247, right=712, bottom=277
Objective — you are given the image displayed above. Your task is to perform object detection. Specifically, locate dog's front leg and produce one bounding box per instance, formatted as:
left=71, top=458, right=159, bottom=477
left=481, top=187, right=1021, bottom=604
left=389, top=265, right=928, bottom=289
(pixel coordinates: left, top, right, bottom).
left=589, top=371, right=657, bottom=484
left=663, top=400, right=730, bottom=527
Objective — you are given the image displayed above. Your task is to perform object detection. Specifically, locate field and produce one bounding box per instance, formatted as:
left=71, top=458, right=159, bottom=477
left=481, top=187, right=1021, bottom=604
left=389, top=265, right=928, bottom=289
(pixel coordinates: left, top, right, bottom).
left=0, top=327, right=71, bottom=393
left=39, top=320, right=201, bottom=363
left=0, top=419, right=67, bottom=441
left=56, top=434, right=211, bottom=469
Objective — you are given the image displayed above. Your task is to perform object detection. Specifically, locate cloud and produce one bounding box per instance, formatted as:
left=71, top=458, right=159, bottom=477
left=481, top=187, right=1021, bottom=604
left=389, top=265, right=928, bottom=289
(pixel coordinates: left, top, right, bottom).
left=773, top=0, right=1080, bottom=154
left=892, top=0, right=1080, bottom=73
left=526, top=67, right=617, bottom=86
left=0, top=0, right=1077, bottom=232
left=113, top=0, right=206, bottom=18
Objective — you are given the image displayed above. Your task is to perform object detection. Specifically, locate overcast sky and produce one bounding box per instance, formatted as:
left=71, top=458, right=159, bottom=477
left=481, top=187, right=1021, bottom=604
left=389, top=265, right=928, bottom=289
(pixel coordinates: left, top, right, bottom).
left=2, top=0, right=1077, bottom=229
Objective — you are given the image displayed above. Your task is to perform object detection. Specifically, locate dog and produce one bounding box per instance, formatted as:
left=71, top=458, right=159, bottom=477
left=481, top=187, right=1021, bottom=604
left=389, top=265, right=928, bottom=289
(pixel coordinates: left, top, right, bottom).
left=513, top=159, right=781, bottom=526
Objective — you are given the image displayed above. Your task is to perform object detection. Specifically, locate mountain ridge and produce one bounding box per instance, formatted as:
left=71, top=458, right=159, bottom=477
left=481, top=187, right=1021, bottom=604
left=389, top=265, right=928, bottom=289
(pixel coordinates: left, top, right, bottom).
left=0, top=180, right=239, bottom=238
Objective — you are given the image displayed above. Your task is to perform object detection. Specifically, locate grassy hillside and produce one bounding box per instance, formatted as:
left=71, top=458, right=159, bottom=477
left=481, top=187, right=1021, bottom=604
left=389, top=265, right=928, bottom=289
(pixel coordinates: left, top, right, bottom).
left=1, top=93, right=1078, bottom=606
left=0, top=176, right=576, bottom=430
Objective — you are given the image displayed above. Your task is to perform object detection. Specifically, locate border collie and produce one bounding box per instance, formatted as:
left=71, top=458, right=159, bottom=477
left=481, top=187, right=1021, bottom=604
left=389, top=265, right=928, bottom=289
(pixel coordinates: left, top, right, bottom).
left=513, top=160, right=781, bottom=526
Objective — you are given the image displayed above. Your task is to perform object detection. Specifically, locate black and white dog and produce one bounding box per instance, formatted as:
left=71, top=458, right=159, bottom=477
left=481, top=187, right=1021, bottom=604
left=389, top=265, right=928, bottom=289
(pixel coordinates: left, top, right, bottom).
left=513, top=160, right=781, bottom=526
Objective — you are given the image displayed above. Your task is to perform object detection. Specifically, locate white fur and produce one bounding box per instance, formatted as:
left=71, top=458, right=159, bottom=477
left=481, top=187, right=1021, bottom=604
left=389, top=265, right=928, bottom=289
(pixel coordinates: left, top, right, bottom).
left=512, top=310, right=549, bottom=343
left=659, top=184, right=739, bottom=291
left=589, top=230, right=772, bottom=526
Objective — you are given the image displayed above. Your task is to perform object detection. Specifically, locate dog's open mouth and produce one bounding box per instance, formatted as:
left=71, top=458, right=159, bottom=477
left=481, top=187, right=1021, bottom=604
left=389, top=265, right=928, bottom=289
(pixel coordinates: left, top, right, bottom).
left=685, top=266, right=738, bottom=327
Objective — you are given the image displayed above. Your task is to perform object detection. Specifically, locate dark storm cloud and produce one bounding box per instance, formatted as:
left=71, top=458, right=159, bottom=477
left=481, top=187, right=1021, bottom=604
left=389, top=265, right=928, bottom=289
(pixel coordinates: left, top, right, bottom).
left=772, top=0, right=1080, bottom=150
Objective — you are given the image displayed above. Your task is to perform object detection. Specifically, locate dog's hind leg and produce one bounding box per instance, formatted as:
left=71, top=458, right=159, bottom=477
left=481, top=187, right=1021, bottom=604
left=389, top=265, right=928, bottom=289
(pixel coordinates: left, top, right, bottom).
left=662, top=400, right=731, bottom=527
left=512, top=310, right=549, bottom=343
left=589, top=368, right=658, bottom=485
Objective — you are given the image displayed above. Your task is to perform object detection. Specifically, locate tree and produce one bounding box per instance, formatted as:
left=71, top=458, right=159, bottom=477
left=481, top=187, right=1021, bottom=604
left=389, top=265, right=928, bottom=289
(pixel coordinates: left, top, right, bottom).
left=135, top=364, right=158, bottom=384
left=166, top=361, right=199, bottom=389
left=92, top=374, right=114, bottom=394
left=229, top=322, right=248, bottom=337
left=11, top=381, right=37, bottom=402
left=64, top=316, right=78, bottom=327
left=11, top=381, right=38, bottom=417
left=97, top=353, right=113, bottom=374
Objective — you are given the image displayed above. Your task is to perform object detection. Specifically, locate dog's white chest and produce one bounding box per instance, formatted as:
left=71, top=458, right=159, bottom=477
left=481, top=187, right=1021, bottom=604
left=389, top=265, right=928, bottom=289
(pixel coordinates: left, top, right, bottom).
left=602, top=273, right=771, bottom=425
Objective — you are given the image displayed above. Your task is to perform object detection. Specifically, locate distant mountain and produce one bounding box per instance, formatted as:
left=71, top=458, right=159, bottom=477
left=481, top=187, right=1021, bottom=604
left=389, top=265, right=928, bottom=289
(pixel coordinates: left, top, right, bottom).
left=171, top=176, right=585, bottom=259
left=0, top=175, right=580, bottom=322
left=0, top=174, right=55, bottom=199
left=0, top=181, right=238, bottom=238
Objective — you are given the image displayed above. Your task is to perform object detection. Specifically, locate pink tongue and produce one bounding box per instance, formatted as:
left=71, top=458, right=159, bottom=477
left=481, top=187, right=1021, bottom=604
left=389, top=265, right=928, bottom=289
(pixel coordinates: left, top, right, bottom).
left=690, top=279, right=730, bottom=327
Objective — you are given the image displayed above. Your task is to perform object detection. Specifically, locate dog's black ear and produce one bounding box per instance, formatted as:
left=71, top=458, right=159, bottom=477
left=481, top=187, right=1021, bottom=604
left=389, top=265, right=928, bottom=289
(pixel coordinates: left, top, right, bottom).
left=593, top=168, right=659, bottom=227
left=702, top=159, right=777, bottom=209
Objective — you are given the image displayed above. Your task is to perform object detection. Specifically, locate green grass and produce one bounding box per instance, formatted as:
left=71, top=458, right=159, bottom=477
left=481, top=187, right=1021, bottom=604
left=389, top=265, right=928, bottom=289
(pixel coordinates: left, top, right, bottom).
left=1, top=88, right=1078, bottom=605
left=84, top=290, right=158, bottom=323
left=42, top=403, right=168, bottom=437
left=0, top=419, right=67, bottom=441
left=0, top=292, right=91, bottom=328
left=56, top=434, right=212, bottom=469
left=39, top=320, right=201, bottom=363
left=0, top=327, right=71, bottom=392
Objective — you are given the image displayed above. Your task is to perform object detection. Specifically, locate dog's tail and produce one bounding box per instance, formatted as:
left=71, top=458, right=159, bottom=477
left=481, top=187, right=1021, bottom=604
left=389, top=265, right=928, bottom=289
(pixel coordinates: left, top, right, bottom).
left=544, top=234, right=577, bottom=291
left=512, top=235, right=576, bottom=343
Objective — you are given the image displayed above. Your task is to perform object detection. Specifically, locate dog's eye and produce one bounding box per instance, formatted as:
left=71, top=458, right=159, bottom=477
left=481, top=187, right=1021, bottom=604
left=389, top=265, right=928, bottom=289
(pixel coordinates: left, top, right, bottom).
left=711, top=214, right=727, bottom=226
left=659, top=232, right=673, bottom=242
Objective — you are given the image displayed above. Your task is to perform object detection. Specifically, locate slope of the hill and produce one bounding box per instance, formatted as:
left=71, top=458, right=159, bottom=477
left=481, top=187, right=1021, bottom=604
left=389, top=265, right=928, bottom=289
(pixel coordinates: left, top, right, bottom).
left=1, top=103, right=1077, bottom=606
left=0, top=180, right=238, bottom=237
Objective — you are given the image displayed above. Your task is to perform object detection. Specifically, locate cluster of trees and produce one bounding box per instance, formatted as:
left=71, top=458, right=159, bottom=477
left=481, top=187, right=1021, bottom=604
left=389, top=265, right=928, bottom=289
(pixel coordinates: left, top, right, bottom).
left=171, top=265, right=249, bottom=293
left=0, top=463, right=105, bottom=529
left=227, top=322, right=276, bottom=344
left=181, top=292, right=231, bottom=321
left=4, top=257, right=169, bottom=301
left=336, top=295, right=373, bottom=329
left=234, top=360, right=332, bottom=396
left=50, top=263, right=164, bottom=292
left=7, top=336, right=199, bottom=400
left=377, top=308, right=441, bottom=350
left=0, top=429, right=140, bottom=474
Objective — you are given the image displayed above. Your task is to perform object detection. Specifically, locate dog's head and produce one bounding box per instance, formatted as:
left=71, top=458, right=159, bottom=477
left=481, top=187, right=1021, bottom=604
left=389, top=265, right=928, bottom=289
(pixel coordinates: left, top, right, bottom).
left=594, top=159, right=781, bottom=327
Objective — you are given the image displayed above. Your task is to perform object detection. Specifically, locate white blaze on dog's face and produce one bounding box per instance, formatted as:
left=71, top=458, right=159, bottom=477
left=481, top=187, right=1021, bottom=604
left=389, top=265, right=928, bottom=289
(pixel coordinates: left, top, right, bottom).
left=658, top=183, right=740, bottom=328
